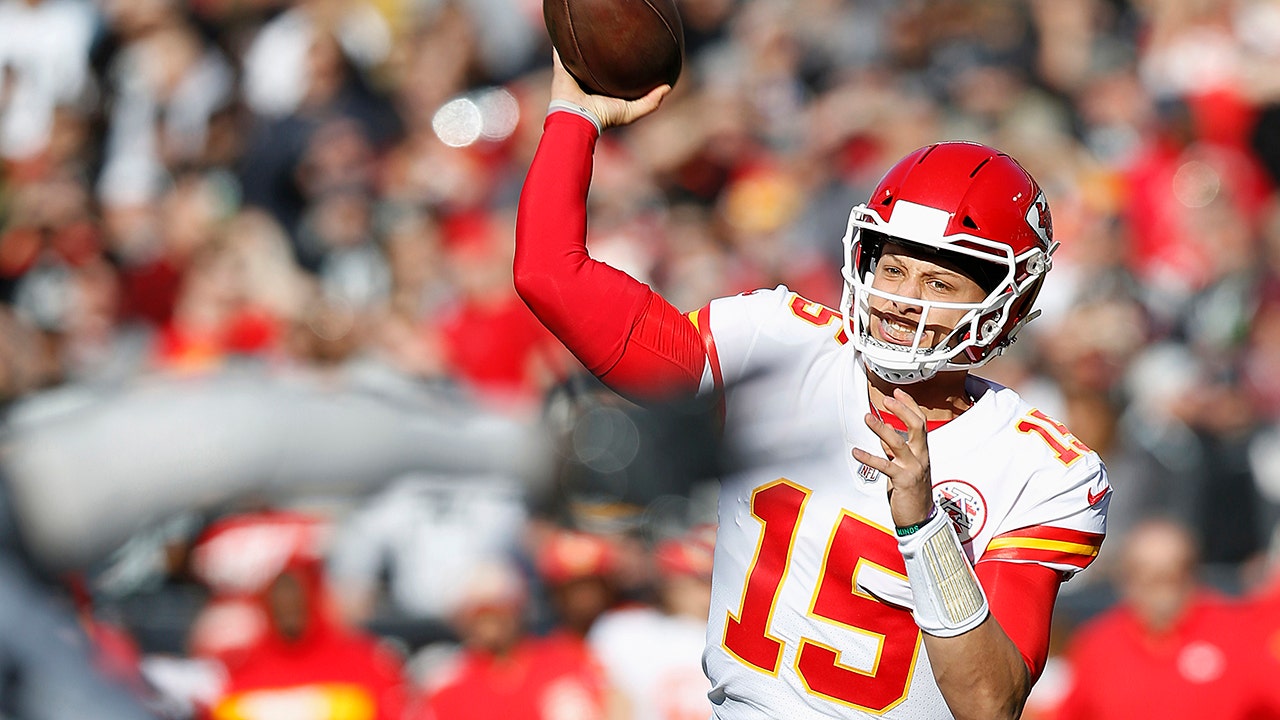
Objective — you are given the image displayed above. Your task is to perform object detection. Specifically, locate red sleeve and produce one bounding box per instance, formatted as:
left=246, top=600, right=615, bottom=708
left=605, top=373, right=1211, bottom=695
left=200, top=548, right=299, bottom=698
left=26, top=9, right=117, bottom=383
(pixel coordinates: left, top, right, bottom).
left=976, top=560, right=1062, bottom=683
left=514, top=111, right=706, bottom=401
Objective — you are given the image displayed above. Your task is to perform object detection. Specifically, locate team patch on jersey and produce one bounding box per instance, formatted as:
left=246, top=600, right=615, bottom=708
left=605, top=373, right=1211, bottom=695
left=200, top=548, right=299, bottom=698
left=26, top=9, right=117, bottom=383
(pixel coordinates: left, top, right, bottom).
left=933, top=480, right=987, bottom=544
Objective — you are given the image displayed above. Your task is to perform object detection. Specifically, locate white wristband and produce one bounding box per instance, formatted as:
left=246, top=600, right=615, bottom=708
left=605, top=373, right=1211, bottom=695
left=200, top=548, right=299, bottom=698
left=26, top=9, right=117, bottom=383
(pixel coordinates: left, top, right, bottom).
left=548, top=99, right=602, bottom=135
left=898, top=508, right=989, bottom=637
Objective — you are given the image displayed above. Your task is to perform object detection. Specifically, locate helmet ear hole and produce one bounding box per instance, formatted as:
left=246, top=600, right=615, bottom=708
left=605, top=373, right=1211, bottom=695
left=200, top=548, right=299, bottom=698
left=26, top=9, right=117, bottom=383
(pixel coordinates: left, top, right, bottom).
left=961, top=216, right=979, bottom=230
left=979, top=318, right=1001, bottom=344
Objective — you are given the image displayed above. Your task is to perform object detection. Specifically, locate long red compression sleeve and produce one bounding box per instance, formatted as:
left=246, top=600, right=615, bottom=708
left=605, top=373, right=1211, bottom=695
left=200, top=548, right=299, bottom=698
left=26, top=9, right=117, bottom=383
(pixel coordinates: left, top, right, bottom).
left=514, top=111, right=707, bottom=401
left=976, top=560, right=1062, bottom=683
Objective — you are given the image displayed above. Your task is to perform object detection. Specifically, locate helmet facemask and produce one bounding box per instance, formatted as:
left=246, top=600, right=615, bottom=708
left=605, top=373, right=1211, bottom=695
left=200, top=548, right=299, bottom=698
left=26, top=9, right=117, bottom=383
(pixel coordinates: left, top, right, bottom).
left=839, top=202, right=1054, bottom=385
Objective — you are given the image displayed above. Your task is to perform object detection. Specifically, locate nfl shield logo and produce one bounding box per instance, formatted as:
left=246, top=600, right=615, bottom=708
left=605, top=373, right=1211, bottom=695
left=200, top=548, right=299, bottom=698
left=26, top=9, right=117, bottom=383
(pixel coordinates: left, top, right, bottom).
left=857, top=463, right=881, bottom=484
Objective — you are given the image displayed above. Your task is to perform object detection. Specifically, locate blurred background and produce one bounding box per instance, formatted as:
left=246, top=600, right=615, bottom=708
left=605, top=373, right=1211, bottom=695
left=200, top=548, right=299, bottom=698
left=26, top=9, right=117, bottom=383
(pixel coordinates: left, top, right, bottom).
left=0, top=0, right=1279, bottom=718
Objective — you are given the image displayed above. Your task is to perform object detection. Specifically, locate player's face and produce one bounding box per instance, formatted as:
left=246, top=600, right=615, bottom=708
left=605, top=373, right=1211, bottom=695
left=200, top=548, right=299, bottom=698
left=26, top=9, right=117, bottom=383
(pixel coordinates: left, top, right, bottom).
left=867, top=242, right=987, bottom=349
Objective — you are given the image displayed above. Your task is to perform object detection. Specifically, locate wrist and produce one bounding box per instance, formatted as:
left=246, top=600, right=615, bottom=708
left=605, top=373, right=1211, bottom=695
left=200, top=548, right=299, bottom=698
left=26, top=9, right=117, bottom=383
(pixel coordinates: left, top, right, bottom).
left=548, top=99, right=603, bottom=136
left=895, top=505, right=939, bottom=537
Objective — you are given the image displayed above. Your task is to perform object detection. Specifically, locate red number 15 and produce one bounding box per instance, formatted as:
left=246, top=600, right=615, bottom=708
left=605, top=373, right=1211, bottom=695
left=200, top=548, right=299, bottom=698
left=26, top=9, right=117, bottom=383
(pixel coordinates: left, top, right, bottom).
left=723, top=481, right=923, bottom=713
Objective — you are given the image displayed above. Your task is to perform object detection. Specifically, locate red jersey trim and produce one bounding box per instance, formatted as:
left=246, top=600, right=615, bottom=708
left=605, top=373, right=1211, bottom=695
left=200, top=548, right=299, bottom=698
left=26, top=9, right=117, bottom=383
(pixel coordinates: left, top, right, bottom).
left=686, top=305, right=722, bottom=392
left=687, top=304, right=725, bottom=425
left=875, top=411, right=952, bottom=433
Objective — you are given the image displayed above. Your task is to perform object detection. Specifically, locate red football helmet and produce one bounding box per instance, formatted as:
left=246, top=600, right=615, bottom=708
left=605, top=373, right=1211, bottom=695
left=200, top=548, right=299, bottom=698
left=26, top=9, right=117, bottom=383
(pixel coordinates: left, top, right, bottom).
left=839, top=141, right=1057, bottom=384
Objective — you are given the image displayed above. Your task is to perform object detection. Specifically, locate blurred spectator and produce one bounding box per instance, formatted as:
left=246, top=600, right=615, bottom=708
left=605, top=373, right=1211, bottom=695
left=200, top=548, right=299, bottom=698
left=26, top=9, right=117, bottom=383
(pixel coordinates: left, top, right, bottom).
left=1054, top=518, right=1273, bottom=720
left=534, top=527, right=622, bottom=641
left=408, top=558, right=613, bottom=720
left=587, top=525, right=715, bottom=720
left=238, top=17, right=400, bottom=247
left=1240, top=554, right=1280, bottom=718
left=96, top=10, right=234, bottom=211
left=431, top=210, right=570, bottom=412
left=194, top=510, right=409, bottom=720
left=241, top=0, right=391, bottom=120
left=0, top=0, right=99, bottom=163
left=326, top=472, right=528, bottom=627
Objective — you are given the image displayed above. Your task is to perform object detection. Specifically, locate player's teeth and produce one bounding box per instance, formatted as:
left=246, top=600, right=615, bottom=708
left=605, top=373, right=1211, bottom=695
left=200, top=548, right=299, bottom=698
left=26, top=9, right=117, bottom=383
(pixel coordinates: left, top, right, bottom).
left=882, top=319, right=913, bottom=340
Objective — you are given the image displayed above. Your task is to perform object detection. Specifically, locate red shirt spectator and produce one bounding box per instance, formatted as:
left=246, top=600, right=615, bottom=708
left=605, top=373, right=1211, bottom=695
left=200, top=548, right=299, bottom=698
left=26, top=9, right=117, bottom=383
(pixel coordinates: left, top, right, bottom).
left=1056, top=591, right=1265, bottom=720
left=418, top=635, right=608, bottom=720
left=1239, top=570, right=1280, bottom=718
left=1055, top=519, right=1273, bottom=720
left=432, top=212, right=567, bottom=409
left=409, top=559, right=610, bottom=720
left=193, top=512, right=409, bottom=720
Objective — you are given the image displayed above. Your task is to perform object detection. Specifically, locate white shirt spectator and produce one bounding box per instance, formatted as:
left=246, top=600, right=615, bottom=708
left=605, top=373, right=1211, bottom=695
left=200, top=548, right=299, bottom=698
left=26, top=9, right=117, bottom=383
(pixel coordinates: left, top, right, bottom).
left=0, top=0, right=98, bottom=160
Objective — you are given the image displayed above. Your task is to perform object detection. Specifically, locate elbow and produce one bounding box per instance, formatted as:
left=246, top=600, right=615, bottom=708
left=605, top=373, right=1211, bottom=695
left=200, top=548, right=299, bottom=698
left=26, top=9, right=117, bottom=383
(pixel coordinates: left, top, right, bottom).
left=511, top=260, right=536, bottom=304
left=511, top=251, right=546, bottom=308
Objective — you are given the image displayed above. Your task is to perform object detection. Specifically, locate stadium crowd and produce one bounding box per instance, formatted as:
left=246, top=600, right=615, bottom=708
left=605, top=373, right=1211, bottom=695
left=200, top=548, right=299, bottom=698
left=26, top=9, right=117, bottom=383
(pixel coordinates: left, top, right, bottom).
left=1, top=0, right=1280, bottom=717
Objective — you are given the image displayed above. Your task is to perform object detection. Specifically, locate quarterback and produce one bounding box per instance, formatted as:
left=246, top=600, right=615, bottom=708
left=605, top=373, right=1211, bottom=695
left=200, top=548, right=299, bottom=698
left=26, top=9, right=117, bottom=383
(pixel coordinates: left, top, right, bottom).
left=513, top=56, right=1109, bottom=720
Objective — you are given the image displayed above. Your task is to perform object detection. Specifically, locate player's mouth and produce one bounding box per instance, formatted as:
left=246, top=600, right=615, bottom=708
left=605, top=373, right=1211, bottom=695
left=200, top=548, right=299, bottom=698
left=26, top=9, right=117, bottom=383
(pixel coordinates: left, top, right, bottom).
left=874, top=314, right=923, bottom=346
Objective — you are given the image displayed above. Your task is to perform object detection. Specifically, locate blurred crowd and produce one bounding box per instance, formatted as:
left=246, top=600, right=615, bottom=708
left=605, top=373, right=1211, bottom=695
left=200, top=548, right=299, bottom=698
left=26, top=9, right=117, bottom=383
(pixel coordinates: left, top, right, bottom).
left=2, top=0, right=1280, bottom=717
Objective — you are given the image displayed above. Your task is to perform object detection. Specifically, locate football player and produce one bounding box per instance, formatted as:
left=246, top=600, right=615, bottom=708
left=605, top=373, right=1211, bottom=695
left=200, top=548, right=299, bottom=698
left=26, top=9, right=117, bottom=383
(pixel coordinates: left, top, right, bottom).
left=512, top=54, right=1109, bottom=720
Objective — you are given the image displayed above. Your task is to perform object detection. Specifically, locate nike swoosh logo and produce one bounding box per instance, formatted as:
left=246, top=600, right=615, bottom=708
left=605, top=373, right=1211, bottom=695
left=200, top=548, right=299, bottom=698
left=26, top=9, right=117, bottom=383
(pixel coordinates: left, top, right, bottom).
left=1088, top=487, right=1109, bottom=505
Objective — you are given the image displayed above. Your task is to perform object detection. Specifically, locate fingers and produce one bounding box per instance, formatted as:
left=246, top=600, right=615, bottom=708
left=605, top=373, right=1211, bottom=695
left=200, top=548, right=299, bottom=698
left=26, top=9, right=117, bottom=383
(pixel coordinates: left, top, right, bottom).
left=549, top=51, right=671, bottom=130
left=851, top=445, right=889, bottom=473
left=884, top=389, right=926, bottom=440
left=854, top=391, right=931, bottom=481
left=625, top=84, right=672, bottom=120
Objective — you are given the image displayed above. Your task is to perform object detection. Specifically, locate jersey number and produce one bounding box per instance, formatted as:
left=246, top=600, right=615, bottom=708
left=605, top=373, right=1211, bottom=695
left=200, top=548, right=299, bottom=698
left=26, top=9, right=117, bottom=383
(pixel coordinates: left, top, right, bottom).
left=1017, top=409, right=1092, bottom=466
left=723, top=481, right=922, bottom=713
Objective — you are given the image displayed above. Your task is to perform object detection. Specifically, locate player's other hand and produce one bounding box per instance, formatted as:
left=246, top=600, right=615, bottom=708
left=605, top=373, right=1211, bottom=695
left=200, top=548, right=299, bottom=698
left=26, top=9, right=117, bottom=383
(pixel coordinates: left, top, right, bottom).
left=852, top=388, right=935, bottom=529
left=551, top=51, right=670, bottom=130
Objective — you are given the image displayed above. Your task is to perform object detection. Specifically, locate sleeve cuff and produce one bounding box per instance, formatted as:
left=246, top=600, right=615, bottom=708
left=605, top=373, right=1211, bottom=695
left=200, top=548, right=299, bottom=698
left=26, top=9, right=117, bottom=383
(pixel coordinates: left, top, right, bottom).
left=548, top=99, right=603, bottom=136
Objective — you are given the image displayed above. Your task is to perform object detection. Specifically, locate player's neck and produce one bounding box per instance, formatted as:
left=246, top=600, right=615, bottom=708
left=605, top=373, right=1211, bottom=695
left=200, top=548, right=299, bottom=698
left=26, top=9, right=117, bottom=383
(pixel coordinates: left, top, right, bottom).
left=867, top=371, right=973, bottom=422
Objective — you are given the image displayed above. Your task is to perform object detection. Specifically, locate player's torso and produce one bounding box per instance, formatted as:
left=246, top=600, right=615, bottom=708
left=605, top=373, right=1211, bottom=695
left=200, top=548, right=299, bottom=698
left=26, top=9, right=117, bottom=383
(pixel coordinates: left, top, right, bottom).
left=700, top=287, right=1045, bottom=720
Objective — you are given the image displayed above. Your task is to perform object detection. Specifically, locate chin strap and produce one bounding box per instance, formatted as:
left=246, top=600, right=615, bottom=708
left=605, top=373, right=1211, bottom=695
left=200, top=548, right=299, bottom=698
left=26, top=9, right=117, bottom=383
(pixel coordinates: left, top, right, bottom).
left=898, top=507, right=989, bottom=637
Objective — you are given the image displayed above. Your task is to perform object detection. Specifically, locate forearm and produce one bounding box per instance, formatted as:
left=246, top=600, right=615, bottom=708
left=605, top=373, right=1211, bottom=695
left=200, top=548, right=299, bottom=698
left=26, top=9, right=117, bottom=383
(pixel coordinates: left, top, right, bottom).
left=514, top=111, right=705, bottom=400
left=513, top=111, right=648, bottom=375
left=898, top=512, right=1053, bottom=719
left=923, top=617, right=1030, bottom=720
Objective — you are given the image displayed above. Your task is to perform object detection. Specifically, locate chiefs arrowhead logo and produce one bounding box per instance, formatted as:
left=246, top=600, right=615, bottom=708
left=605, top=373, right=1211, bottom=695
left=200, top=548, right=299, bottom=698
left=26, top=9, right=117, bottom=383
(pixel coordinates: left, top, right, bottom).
left=933, top=480, right=987, bottom=544
left=1025, top=191, right=1052, bottom=246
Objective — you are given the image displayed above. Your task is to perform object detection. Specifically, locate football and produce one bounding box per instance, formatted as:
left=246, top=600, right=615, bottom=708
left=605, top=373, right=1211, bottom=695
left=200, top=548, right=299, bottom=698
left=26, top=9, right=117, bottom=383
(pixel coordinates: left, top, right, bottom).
left=543, top=0, right=684, bottom=100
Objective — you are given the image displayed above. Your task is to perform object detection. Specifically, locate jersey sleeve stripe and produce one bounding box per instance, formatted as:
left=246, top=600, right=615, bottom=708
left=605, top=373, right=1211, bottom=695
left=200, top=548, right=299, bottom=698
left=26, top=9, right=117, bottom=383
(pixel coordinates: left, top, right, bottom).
left=983, top=537, right=1101, bottom=558
left=979, top=545, right=1097, bottom=570
left=979, top=525, right=1104, bottom=569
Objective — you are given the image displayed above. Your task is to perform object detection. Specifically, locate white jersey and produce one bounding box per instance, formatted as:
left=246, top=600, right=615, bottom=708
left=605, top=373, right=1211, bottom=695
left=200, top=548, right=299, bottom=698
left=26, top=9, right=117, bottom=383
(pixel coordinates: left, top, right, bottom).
left=686, top=286, right=1109, bottom=720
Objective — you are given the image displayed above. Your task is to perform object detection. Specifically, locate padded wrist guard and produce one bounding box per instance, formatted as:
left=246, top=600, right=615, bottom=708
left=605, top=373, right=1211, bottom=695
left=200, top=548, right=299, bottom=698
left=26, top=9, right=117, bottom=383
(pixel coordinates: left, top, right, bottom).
left=898, top=508, right=989, bottom=637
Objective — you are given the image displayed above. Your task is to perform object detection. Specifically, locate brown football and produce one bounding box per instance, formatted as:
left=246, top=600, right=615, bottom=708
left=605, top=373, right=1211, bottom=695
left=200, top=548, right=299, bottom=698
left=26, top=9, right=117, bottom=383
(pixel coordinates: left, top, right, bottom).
left=543, top=0, right=684, bottom=100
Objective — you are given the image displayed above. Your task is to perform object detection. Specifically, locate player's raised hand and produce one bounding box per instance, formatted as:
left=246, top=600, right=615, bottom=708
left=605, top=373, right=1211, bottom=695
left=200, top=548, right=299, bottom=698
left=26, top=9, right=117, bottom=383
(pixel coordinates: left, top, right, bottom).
left=852, top=388, right=935, bottom=529
left=551, top=51, right=670, bottom=130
